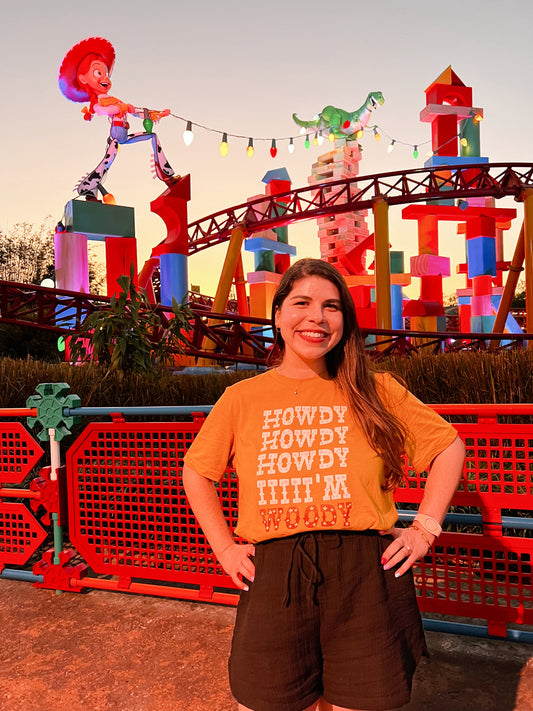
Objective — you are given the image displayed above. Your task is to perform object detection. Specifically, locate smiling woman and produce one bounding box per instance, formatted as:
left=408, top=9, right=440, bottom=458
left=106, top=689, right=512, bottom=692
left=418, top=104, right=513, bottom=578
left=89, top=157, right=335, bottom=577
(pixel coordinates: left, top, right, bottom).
left=273, top=274, right=344, bottom=377
left=182, top=258, right=465, bottom=711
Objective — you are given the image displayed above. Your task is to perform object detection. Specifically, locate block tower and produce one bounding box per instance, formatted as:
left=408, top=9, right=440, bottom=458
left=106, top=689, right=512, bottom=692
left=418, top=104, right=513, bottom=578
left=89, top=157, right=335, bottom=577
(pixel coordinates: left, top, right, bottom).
left=56, top=199, right=137, bottom=311
left=403, top=67, right=520, bottom=335
left=245, top=168, right=296, bottom=319
left=308, top=140, right=370, bottom=274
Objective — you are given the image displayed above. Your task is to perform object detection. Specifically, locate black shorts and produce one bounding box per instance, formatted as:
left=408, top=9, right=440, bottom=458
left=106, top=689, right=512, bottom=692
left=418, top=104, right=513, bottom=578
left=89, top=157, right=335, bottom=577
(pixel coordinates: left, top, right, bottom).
left=229, top=530, right=427, bottom=711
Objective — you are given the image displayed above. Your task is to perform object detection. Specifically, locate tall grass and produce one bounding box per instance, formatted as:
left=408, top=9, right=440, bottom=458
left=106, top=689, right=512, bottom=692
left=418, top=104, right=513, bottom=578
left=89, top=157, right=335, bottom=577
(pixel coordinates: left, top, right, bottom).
left=377, top=350, right=533, bottom=404
left=0, top=358, right=258, bottom=409
left=1, top=350, right=533, bottom=409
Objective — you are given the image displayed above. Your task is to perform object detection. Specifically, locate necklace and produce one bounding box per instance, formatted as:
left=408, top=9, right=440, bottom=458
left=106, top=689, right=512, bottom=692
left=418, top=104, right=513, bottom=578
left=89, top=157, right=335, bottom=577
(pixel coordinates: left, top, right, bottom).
left=276, top=367, right=328, bottom=395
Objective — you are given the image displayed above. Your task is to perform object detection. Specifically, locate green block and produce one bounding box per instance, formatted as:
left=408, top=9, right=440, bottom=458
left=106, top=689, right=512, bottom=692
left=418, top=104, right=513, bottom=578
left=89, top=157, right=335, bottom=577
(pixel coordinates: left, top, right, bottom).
left=274, top=225, right=288, bottom=244
left=390, top=251, right=404, bottom=274
left=64, top=200, right=135, bottom=238
left=255, top=250, right=275, bottom=272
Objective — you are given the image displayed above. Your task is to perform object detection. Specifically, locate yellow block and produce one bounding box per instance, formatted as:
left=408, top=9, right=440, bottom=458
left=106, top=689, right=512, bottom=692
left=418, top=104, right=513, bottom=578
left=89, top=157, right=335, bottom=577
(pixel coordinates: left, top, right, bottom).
left=249, top=281, right=279, bottom=320
left=410, top=315, right=437, bottom=347
left=345, top=274, right=411, bottom=287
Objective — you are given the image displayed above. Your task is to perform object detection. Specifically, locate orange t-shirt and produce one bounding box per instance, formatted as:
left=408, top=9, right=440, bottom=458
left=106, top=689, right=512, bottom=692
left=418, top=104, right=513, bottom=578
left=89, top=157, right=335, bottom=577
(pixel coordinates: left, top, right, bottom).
left=184, top=370, right=458, bottom=543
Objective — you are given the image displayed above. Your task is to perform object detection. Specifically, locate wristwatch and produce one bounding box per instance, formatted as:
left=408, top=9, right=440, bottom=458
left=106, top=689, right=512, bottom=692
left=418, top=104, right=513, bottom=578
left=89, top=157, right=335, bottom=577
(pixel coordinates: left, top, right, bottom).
left=414, top=513, right=442, bottom=537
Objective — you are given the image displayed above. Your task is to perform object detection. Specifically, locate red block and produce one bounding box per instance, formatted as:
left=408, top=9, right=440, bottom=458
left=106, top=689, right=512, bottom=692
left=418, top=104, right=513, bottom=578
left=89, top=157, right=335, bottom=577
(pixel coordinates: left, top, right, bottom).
left=472, top=274, right=493, bottom=296
left=466, top=215, right=496, bottom=240
left=425, top=81, right=472, bottom=107
left=355, top=305, right=376, bottom=329
left=105, top=237, right=138, bottom=297
left=459, top=303, right=471, bottom=332
left=265, top=180, right=291, bottom=197
left=420, top=275, right=443, bottom=303
left=349, top=285, right=371, bottom=309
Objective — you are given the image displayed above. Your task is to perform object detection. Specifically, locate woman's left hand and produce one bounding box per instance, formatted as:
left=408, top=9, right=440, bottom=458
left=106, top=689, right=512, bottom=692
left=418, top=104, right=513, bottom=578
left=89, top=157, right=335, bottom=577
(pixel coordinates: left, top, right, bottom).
left=379, top=525, right=435, bottom=578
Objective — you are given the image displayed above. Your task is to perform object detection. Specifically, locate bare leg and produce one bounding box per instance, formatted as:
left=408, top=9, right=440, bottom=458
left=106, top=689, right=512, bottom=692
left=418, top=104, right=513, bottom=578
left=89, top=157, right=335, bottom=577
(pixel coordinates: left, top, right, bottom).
left=318, top=698, right=374, bottom=711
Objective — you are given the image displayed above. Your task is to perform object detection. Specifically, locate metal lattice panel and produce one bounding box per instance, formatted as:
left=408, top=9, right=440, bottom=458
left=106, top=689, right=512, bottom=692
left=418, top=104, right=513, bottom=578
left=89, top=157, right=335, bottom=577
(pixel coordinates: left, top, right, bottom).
left=395, top=424, right=533, bottom=507
left=0, top=423, right=44, bottom=485
left=66, top=423, right=237, bottom=586
left=0, top=502, right=47, bottom=566
left=414, top=533, right=533, bottom=626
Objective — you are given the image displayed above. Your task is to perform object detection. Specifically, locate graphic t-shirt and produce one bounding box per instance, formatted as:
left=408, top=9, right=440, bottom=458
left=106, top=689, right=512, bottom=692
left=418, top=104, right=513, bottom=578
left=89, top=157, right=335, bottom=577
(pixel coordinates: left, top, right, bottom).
left=184, top=369, right=458, bottom=543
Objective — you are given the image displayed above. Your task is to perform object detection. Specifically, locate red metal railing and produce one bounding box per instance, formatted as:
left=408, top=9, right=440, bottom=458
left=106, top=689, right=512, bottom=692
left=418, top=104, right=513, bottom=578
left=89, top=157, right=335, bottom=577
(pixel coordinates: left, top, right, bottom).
left=188, top=162, right=533, bottom=253
left=1, top=403, right=533, bottom=636
left=0, top=279, right=529, bottom=363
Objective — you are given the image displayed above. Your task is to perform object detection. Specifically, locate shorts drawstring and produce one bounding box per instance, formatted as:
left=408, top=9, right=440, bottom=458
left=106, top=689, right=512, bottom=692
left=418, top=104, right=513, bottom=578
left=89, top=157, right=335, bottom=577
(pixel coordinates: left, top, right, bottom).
left=283, top=532, right=341, bottom=606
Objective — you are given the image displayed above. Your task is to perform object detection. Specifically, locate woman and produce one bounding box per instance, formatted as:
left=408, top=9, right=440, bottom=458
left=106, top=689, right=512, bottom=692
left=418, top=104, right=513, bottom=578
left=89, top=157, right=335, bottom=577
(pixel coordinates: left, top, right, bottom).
left=183, top=258, right=465, bottom=711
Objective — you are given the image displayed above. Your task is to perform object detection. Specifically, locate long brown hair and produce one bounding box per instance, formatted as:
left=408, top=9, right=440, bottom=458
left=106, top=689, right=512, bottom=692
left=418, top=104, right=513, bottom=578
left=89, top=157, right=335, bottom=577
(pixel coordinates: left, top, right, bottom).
left=269, top=258, right=407, bottom=491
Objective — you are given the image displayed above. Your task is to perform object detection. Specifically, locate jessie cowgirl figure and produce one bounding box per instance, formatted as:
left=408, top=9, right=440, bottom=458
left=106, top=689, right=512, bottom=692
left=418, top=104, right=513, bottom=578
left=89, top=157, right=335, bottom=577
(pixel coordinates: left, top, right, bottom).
left=58, top=37, right=178, bottom=202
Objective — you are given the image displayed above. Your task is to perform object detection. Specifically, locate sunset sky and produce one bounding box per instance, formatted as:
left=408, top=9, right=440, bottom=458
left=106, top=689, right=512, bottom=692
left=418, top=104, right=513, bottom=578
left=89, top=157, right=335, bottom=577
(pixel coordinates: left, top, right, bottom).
left=1, top=0, right=532, bottom=297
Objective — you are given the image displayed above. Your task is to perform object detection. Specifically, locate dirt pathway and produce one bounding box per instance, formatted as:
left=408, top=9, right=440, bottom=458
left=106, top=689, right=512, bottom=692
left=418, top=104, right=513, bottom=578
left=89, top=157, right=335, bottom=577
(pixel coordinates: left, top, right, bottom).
left=0, top=579, right=531, bottom=711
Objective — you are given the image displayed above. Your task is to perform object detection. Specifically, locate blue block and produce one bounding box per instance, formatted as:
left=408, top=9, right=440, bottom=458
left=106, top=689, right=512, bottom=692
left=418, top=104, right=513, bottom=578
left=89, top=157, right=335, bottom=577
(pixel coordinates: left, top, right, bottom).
left=390, top=285, right=404, bottom=330
left=245, top=237, right=296, bottom=255
left=55, top=302, right=78, bottom=330
left=262, top=168, right=291, bottom=184
left=471, top=315, right=495, bottom=333
left=467, top=237, right=496, bottom=278
left=424, top=155, right=489, bottom=169
left=458, top=296, right=471, bottom=305
left=160, top=253, right=188, bottom=306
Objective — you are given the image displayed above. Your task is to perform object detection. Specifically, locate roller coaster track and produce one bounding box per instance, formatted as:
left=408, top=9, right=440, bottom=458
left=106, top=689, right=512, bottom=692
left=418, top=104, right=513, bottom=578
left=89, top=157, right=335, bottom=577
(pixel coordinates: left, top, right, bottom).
left=2, top=163, right=533, bottom=363
left=188, top=162, right=533, bottom=253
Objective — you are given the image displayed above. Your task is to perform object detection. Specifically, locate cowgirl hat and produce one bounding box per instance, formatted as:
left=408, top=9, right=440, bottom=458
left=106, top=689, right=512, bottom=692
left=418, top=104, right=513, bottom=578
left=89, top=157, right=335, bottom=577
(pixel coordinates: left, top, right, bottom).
left=58, top=36, right=115, bottom=102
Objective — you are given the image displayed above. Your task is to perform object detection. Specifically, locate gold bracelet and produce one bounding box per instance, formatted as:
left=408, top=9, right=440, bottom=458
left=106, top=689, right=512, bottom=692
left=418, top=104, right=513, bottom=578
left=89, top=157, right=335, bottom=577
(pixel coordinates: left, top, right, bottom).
left=411, top=522, right=432, bottom=547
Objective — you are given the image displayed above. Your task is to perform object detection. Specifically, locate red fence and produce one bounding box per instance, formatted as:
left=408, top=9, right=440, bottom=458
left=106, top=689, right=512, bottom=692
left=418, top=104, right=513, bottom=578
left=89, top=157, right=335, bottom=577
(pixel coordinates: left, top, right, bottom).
left=1, top=403, right=532, bottom=637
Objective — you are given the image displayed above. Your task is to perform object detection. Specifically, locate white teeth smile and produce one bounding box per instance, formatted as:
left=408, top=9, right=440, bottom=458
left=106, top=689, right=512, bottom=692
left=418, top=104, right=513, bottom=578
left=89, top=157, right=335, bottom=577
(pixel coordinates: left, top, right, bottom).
left=299, top=331, right=327, bottom=339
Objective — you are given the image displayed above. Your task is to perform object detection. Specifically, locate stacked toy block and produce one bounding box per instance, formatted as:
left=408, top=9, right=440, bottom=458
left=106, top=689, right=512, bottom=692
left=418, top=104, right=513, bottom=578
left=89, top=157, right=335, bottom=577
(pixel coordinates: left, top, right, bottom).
left=345, top=251, right=411, bottom=331
left=465, top=216, right=497, bottom=332
left=402, top=207, right=450, bottom=333
left=421, top=67, right=487, bottom=208
left=245, top=169, right=296, bottom=319
left=61, top=199, right=137, bottom=299
left=308, top=140, right=369, bottom=274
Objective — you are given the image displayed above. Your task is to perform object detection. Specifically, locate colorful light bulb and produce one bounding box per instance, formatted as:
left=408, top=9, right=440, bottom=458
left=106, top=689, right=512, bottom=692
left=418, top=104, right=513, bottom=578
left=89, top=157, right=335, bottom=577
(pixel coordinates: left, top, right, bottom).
left=270, top=139, right=277, bottom=158
left=373, top=127, right=381, bottom=141
left=220, top=132, right=229, bottom=157
left=356, top=129, right=364, bottom=139
left=328, top=132, right=335, bottom=142
left=304, top=135, right=310, bottom=149
left=143, top=108, right=153, bottom=134
left=288, top=137, right=295, bottom=154
left=183, top=120, right=194, bottom=146
left=247, top=137, right=254, bottom=157
left=387, top=139, right=395, bottom=153
left=413, top=145, right=419, bottom=159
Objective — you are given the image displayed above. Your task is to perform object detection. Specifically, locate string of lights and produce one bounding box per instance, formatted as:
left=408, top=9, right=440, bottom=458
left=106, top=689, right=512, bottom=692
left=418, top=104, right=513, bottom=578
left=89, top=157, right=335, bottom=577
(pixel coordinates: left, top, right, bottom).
left=169, top=111, right=482, bottom=160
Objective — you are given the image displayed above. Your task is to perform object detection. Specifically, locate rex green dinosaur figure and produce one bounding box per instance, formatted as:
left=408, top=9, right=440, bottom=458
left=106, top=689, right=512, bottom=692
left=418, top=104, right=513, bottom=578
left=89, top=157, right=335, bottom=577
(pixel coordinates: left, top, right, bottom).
left=292, top=91, right=385, bottom=140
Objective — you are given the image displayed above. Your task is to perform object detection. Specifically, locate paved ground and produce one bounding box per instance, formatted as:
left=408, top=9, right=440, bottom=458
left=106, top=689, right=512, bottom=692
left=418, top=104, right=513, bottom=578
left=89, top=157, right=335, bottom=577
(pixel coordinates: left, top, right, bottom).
left=1, top=578, right=532, bottom=711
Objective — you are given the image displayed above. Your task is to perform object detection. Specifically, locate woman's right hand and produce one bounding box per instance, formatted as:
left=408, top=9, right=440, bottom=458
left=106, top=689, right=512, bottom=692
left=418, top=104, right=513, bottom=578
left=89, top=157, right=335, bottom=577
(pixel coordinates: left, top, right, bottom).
left=217, top=542, right=256, bottom=591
